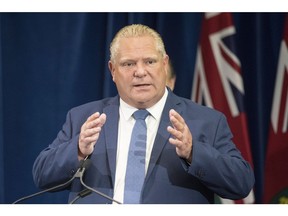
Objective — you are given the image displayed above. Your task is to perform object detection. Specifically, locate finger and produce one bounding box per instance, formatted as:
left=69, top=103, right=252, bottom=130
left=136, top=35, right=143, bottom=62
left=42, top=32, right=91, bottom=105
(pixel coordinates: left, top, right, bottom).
left=85, top=118, right=101, bottom=129
left=81, top=127, right=102, bottom=138
left=169, top=115, right=184, bottom=132
left=167, top=125, right=183, bottom=140
left=169, top=109, right=185, bottom=123
left=79, top=129, right=101, bottom=148
left=87, top=112, right=101, bottom=122
left=168, top=137, right=182, bottom=147
left=169, top=109, right=185, bottom=131
left=98, top=113, right=107, bottom=126
left=81, top=112, right=100, bottom=130
left=84, top=113, right=107, bottom=129
left=81, top=132, right=100, bottom=145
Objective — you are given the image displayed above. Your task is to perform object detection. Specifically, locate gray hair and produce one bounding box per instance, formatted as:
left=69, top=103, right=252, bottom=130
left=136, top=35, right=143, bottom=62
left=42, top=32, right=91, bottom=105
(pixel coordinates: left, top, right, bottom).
left=109, top=24, right=167, bottom=63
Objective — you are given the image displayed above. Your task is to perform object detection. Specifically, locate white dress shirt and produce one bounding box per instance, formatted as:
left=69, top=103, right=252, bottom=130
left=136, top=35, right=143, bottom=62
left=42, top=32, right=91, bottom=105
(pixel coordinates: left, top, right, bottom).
left=113, top=88, right=168, bottom=203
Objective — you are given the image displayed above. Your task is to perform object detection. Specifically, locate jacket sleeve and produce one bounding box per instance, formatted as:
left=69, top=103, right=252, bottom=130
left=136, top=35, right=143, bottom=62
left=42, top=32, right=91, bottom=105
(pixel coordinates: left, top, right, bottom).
left=188, top=113, right=255, bottom=200
left=32, top=110, right=80, bottom=189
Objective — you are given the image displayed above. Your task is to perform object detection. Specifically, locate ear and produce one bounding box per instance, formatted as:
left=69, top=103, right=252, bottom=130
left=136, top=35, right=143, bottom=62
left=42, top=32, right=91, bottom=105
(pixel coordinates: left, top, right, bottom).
left=108, top=61, right=116, bottom=82
left=163, top=55, right=169, bottom=76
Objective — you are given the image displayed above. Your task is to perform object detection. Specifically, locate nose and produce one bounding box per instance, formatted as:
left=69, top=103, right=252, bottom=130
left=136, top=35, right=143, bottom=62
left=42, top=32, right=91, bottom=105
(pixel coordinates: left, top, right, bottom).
left=134, top=62, right=147, bottom=77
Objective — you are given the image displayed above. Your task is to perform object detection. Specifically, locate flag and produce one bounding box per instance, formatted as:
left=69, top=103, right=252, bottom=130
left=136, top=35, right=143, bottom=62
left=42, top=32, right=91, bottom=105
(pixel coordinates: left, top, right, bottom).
left=263, top=15, right=288, bottom=204
left=191, top=13, right=255, bottom=204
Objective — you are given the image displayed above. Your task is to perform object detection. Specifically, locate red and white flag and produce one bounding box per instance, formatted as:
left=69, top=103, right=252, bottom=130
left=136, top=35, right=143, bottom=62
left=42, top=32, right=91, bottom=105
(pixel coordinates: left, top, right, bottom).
left=191, top=13, right=255, bottom=204
left=263, top=15, right=288, bottom=204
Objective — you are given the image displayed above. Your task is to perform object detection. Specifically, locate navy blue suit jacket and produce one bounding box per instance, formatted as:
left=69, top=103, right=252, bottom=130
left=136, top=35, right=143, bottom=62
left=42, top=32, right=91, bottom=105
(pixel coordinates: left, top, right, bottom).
left=33, top=89, right=254, bottom=204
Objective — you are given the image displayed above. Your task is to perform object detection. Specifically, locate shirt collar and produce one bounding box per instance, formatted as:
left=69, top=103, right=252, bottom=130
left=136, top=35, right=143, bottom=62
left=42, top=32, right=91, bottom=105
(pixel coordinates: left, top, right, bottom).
left=120, top=88, right=168, bottom=121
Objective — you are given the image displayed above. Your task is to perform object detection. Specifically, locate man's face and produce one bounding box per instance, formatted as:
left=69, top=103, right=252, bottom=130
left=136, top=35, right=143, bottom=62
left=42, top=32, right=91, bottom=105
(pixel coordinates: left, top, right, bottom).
left=109, top=36, right=169, bottom=109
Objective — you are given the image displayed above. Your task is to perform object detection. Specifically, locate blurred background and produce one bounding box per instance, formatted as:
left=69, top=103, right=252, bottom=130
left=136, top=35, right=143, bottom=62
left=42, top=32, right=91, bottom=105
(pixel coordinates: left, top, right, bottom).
left=0, top=12, right=287, bottom=204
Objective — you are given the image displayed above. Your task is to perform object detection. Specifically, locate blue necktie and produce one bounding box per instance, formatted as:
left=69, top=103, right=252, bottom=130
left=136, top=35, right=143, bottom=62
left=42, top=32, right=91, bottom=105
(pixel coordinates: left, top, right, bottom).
left=124, top=109, right=149, bottom=204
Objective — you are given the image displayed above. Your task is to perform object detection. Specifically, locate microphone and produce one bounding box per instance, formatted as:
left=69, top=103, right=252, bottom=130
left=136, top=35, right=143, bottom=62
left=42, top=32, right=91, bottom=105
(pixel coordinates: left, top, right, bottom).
left=12, top=159, right=88, bottom=204
left=69, top=158, right=122, bottom=204
left=78, top=160, right=122, bottom=204
left=13, top=158, right=122, bottom=204
left=69, top=188, right=92, bottom=204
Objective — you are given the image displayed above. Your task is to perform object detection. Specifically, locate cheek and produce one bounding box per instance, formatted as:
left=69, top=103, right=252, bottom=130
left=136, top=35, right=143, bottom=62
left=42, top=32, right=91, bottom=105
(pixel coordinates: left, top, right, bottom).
left=156, top=73, right=167, bottom=85
left=115, top=73, right=132, bottom=87
left=113, top=71, right=123, bottom=82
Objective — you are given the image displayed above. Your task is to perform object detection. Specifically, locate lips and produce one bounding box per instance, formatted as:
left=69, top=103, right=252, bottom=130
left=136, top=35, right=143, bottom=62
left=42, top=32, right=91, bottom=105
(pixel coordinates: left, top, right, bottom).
left=134, top=84, right=150, bottom=87
left=133, top=84, right=152, bottom=91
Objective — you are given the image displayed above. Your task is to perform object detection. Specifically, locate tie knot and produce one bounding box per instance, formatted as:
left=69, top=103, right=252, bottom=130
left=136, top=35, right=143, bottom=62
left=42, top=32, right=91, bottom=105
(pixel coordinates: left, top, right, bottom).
left=133, top=109, right=149, bottom=120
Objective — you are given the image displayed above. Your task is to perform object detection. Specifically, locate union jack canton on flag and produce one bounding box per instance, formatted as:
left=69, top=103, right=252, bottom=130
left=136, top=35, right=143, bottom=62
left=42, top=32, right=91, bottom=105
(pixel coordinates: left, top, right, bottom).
left=191, top=12, right=255, bottom=204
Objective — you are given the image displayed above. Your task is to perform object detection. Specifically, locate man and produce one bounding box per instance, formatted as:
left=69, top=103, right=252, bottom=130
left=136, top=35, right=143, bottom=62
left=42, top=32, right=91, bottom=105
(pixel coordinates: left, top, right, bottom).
left=166, top=61, right=176, bottom=91
left=33, top=24, right=254, bottom=204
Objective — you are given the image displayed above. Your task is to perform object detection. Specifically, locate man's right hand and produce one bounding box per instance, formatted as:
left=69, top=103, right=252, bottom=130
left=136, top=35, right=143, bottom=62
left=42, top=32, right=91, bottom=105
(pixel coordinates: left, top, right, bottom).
left=78, top=112, right=107, bottom=160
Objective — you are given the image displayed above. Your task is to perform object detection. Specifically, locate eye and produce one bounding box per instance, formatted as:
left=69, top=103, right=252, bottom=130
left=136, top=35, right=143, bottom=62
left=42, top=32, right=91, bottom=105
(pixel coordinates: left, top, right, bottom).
left=121, top=61, right=136, bottom=67
left=146, top=59, right=156, bottom=65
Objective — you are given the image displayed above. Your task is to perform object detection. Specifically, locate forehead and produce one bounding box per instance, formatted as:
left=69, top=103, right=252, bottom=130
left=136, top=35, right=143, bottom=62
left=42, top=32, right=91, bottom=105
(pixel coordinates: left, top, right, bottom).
left=119, top=36, right=157, bottom=50
left=117, top=36, right=159, bottom=59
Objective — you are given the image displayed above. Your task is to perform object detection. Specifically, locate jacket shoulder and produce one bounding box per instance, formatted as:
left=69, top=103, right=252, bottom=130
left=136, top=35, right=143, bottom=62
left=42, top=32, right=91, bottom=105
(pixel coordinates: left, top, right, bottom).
left=68, top=96, right=118, bottom=117
left=176, top=95, right=224, bottom=120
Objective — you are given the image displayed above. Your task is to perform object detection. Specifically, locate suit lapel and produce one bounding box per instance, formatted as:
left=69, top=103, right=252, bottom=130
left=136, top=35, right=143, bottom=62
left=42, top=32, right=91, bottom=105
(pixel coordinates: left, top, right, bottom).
left=145, top=91, right=183, bottom=181
left=103, top=96, right=120, bottom=185
left=102, top=92, right=183, bottom=186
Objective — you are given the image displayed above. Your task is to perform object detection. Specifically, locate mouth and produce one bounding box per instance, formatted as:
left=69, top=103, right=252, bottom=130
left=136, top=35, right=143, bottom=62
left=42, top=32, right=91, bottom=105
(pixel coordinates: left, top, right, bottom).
left=134, top=84, right=150, bottom=87
left=133, top=84, right=152, bottom=91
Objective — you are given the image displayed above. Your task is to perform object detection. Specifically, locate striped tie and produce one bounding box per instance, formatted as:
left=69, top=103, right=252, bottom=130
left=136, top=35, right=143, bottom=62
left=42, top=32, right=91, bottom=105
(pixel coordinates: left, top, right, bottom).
left=124, top=109, right=149, bottom=204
